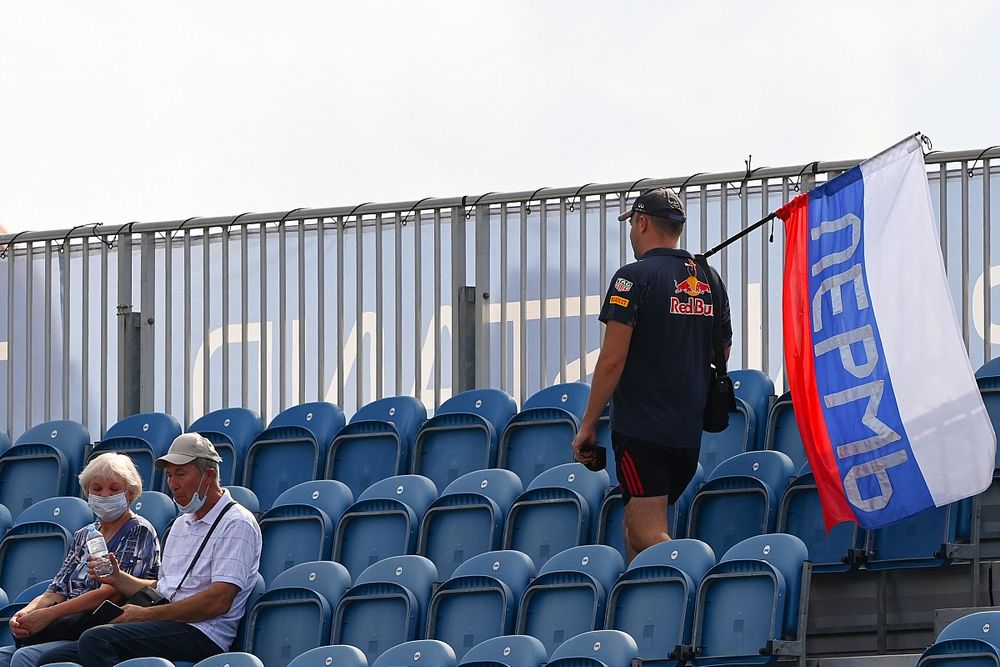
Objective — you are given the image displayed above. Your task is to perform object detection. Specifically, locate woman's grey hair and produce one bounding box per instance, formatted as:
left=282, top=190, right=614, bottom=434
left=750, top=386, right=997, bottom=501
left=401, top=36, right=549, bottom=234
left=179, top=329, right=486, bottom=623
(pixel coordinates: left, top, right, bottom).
left=78, top=453, right=144, bottom=503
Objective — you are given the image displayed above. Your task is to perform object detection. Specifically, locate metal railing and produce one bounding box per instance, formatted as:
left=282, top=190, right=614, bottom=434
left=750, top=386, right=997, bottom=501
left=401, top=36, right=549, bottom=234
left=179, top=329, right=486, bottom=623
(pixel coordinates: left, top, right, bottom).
left=1, top=146, right=997, bottom=439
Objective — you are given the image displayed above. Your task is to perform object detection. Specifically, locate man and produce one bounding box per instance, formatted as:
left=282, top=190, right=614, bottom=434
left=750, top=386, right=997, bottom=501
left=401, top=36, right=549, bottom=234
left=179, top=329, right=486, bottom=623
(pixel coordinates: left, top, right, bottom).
left=571, top=187, right=731, bottom=563
left=39, top=434, right=263, bottom=667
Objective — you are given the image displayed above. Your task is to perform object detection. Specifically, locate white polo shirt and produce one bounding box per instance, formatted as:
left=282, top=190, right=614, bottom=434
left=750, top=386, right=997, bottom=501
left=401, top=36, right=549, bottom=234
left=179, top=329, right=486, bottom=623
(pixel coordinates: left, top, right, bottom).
left=157, top=489, right=262, bottom=650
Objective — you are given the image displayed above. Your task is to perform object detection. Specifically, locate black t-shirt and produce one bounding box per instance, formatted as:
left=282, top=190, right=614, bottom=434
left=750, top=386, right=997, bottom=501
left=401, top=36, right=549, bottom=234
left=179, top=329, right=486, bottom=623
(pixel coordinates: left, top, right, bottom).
left=598, top=247, right=732, bottom=448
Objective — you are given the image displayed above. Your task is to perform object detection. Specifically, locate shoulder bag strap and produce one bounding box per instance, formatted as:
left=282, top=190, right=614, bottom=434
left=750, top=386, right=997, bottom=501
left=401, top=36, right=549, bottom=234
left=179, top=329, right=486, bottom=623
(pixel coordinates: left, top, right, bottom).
left=169, top=501, right=237, bottom=601
left=693, top=253, right=727, bottom=376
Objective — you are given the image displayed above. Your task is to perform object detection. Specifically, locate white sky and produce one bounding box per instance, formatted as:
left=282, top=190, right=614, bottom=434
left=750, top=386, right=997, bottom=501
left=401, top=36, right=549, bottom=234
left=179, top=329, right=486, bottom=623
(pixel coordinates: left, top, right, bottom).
left=1, top=0, right=998, bottom=233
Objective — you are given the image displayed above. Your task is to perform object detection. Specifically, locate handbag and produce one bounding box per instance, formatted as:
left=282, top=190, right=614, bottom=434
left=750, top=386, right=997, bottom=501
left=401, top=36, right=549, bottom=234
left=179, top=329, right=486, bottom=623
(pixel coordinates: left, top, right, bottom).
left=694, top=254, right=737, bottom=433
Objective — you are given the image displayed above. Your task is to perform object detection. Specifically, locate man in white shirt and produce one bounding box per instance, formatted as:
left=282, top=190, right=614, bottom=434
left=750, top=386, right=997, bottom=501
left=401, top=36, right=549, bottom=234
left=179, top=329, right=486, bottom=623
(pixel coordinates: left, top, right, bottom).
left=38, top=434, right=263, bottom=667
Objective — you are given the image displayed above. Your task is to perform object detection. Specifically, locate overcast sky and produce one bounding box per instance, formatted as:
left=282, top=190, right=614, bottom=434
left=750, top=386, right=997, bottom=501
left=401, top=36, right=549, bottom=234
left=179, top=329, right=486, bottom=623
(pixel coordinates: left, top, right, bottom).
left=1, top=0, right=997, bottom=234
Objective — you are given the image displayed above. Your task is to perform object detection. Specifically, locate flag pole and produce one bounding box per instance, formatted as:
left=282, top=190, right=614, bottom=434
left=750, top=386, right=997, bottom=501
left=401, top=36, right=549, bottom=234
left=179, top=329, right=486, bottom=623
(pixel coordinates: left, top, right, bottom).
left=701, top=211, right=778, bottom=259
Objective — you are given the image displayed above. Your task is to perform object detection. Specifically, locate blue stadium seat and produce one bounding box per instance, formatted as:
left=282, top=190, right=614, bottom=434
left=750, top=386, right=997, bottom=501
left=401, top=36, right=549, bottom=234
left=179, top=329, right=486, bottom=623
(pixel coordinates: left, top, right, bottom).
left=916, top=610, right=1000, bottom=666
left=605, top=539, right=715, bottom=664
left=691, top=533, right=810, bottom=666
left=130, top=491, right=178, bottom=546
left=763, top=393, right=808, bottom=472
left=325, top=396, right=427, bottom=499
left=977, top=358, right=1000, bottom=382
left=975, top=376, right=1000, bottom=556
left=777, top=464, right=864, bottom=573
left=0, top=496, right=91, bottom=598
left=426, top=550, right=536, bottom=660
left=0, top=579, right=52, bottom=647
left=458, top=635, right=547, bottom=667
left=188, top=407, right=264, bottom=486
left=231, top=573, right=265, bottom=654
left=502, top=463, right=609, bottom=568
left=418, top=469, right=523, bottom=581
left=866, top=499, right=975, bottom=570
left=115, top=659, right=176, bottom=667
left=686, top=450, right=794, bottom=558
left=333, top=474, right=437, bottom=581
left=597, top=464, right=705, bottom=560
left=0, top=504, right=10, bottom=541
left=288, top=645, right=368, bottom=667
left=699, top=396, right=754, bottom=476
left=333, top=555, right=438, bottom=664
left=193, top=654, right=264, bottom=667
left=258, top=480, right=354, bottom=584
left=371, top=640, right=457, bottom=667
left=515, top=545, right=624, bottom=656
left=730, top=369, right=775, bottom=451
left=497, top=383, right=589, bottom=485
left=243, top=402, right=346, bottom=511
left=412, top=389, right=518, bottom=491
left=0, top=419, right=89, bottom=518
left=547, top=630, right=639, bottom=667
left=244, top=560, right=352, bottom=667
left=224, top=486, right=261, bottom=517
left=93, top=412, right=181, bottom=492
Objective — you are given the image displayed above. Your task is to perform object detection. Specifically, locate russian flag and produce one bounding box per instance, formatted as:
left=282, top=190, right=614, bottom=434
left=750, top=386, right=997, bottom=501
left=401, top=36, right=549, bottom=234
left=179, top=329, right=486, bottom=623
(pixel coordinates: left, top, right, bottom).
left=779, top=135, right=996, bottom=530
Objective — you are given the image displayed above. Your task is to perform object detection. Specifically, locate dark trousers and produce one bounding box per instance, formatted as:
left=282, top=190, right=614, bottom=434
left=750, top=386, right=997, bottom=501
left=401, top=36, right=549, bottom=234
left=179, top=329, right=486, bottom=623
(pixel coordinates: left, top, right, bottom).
left=37, top=621, right=222, bottom=667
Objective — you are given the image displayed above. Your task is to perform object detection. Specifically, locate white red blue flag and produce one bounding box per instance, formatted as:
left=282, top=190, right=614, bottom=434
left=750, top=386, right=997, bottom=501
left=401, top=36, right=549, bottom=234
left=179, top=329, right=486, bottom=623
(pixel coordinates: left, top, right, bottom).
left=779, top=135, right=996, bottom=530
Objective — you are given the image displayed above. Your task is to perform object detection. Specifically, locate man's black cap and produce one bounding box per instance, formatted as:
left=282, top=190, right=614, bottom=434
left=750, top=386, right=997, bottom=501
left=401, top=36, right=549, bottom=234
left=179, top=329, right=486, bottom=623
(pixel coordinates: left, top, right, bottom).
left=618, top=187, right=686, bottom=223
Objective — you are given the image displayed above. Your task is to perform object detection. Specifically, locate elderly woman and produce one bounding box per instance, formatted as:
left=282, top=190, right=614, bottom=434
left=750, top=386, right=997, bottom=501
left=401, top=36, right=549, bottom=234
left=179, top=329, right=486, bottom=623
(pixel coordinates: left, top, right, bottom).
left=0, top=453, right=161, bottom=667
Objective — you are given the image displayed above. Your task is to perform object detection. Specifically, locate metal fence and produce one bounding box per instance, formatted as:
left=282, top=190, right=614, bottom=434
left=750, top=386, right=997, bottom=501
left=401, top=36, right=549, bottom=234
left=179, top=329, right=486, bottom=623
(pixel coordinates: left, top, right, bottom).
left=1, top=145, right=998, bottom=439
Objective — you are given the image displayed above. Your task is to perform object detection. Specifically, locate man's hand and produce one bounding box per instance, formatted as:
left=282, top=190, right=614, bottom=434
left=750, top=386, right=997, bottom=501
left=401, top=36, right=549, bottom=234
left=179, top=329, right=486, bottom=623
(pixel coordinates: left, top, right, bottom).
left=110, top=604, right=152, bottom=625
left=572, top=424, right=599, bottom=466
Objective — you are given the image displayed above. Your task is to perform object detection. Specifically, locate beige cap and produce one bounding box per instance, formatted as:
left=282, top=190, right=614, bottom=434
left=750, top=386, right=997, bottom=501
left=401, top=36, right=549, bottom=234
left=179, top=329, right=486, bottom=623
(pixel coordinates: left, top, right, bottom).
left=155, top=433, right=223, bottom=468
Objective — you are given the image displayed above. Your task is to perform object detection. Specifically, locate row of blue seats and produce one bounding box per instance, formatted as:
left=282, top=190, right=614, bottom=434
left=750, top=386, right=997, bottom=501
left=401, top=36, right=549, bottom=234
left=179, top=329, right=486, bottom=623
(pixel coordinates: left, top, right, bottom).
left=7, top=534, right=810, bottom=667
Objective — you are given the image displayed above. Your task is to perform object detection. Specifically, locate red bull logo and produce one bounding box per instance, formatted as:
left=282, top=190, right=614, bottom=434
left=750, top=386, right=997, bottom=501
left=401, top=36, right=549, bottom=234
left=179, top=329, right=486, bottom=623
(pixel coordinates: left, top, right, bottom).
left=674, top=275, right=712, bottom=297
left=670, top=296, right=713, bottom=316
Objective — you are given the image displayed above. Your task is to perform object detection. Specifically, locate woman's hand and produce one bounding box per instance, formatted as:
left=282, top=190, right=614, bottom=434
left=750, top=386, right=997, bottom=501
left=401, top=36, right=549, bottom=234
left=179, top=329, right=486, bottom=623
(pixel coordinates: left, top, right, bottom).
left=12, top=606, right=55, bottom=636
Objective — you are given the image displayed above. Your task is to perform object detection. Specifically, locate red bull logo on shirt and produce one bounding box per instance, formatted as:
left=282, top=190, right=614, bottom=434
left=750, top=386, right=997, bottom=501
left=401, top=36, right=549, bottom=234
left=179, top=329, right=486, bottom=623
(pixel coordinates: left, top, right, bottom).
left=673, top=275, right=712, bottom=297
left=670, top=296, right=713, bottom=316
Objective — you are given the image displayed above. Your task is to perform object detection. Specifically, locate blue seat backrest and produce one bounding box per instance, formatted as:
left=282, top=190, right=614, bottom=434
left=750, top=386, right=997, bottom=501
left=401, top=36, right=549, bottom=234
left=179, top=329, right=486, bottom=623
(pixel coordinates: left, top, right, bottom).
left=730, top=369, right=775, bottom=450
left=938, top=610, right=1000, bottom=645
left=102, top=412, right=181, bottom=449
left=130, top=491, right=178, bottom=540
left=357, top=475, right=439, bottom=514
left=629, top=539, right=716, bottom=584
left=706, top=450, right=794, bottom=495
left=699, top=397, right=754, bottom=476
left=526, top=463, right=610, bottom=519
left=777, top=468, right=863, bottom=572
left=189, top=407, right=264, bottom=484
left=437, top=389, right=518, bottom=432
left=450, top=550, right=536, bottom=600
left=351, top=396, right=427, bottom=438
left=371, top=640, right=457, bottom=667
left=353, top=554, right=438, bottom=609
left=0, top=504, right=11, bottom=540
left=13, top=419, right=90, bottom=463
left=0, top=431, right=9, bottom=455
left=224, top=486, right=261, bottom=516
left=720, top=533, right=809, bottom=637
left=764, top=393, right=808, bottom=471
left=976, top=358, right=1000, bottom=382
left=12, top=579, right=53, bottom=603
left=288, top=645, right=369, bottom=667
left=537, top=545, right=624, bottom=592
left=521, top=383, right=589, bottom=417
left=192, top=652, right=265, bottom=667
left=5, top=420, right=90, bottom=503
left=268, top=560, right=353, bottom=604
left=267, top=402, right=346, bottom=448
left=458, top=634, right=547, bottom=667
left=668, top=464, right=705, bottom=539
left=441, top=469, right=523, bottom=514
left=977, top=386, right=1000, bottom=469
left=13, top=496, right=92, bottom=533
left=549, top=630, right=639, bottom=665
left=272, top=480, right=355, bottom=520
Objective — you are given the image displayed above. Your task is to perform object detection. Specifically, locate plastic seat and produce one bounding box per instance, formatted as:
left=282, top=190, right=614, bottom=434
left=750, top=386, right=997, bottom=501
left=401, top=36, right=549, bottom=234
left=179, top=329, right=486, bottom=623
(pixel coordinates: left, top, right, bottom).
left=230, top=573, right=266, bottom=654
left=288, top=645, right=369, bottom=667
left=497, top=383, right=589, bottom=484
left=0, top=579, right=51, bottom=646
left=258, top=480, right=354, bottom=584
left=515, top=545, right=624, bottom=655
left=188, top=407, right=264, bottom=486
left=777, top=465, right=864, bottom=573
left=730, top=369, right=775, bottom=451
left=691, top=533, right=810, bottom=666
left=698, top=397, right=754, bottom=476
left=0, top=420, right=89, bottom=518
left=977, top=358, right=1000, bottom=382
left=224, top=486, right=261, bottom=517
left=130, top=491, right=178, bottom=545
left=866, top=499, right=975, bottom=570
left=333, top=475, right=437, bottom=581
left=547, top=630, right=639, bottom=667
left=371, top=640, right=457, bottom=667
left=605, top=539, right=715, bottom=664
left=686, top=450, right=794, bottom=558
left=426, top=550, right=536, bottom=659
left=333, top=555, right=438, bottom=664
left=412, top=389, right=518, bottom=491
left=244, top=560, right=352, bottom=667
left=114, top=659, right=176, bottom=667
left=669, top=464, right=706, bottom=543
left=0, top=496, right=92, bottom=598
left=503, top=463, right=609, bottom=569
left=325, top=396, right=427, bottom=499
left=243, top=402, right=346, bottom=511
left=458, top=635, right=547, bottom=667
left=192, top=654, right=265, bottom=667
left=916, top=610, right=1000, bottom=665
left=0, top=504, right=11, bottom=541
left=418, top=469, right=523, bottom=580
left=92, top=412, right=181, bottom=492
left=763, top=393, right=807, bottom=472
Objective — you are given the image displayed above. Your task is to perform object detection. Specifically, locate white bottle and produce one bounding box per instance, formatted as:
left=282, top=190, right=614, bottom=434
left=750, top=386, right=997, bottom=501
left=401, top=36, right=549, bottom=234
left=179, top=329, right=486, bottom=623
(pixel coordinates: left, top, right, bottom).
left=86, top=524, right=114, bottom=578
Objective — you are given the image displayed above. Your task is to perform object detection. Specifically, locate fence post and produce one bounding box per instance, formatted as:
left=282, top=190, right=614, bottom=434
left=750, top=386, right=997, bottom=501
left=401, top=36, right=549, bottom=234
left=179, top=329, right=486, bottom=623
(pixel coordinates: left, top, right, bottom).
left=474, top=203, right=492, bottom=389
left=456, top=286, right=477, bottom=393
left=116, top=232, right=139, bottom=418
left=139, top=232, right=156, bottom=413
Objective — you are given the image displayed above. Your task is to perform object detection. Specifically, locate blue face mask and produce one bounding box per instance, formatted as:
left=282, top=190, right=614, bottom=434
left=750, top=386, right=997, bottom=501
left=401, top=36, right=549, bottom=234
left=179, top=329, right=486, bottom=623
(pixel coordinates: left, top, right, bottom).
left=89, top=492, right=129, bottom=522
left=177, top=472, right=208, bottom=514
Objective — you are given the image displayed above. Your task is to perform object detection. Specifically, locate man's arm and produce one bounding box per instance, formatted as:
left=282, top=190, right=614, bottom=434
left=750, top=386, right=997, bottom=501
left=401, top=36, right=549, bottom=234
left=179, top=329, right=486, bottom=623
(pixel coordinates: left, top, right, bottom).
left=110, top=582, right=240, bottom=625
left=571, top=320, right=633, bottom=464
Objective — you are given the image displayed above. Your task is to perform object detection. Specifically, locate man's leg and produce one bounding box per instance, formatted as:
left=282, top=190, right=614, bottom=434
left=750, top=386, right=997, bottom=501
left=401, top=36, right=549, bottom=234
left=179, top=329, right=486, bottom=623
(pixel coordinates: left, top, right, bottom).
left=622, top=494, right=670, bottom=563
left=74, top=622, right=222, bottom=667
left=11, top=640, right=75, bottom=667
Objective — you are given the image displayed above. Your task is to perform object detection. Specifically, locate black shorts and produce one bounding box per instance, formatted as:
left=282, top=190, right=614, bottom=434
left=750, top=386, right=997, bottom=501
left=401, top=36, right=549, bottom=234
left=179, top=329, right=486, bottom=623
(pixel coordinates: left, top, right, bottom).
left=611, top=431, right=700, bottom=504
